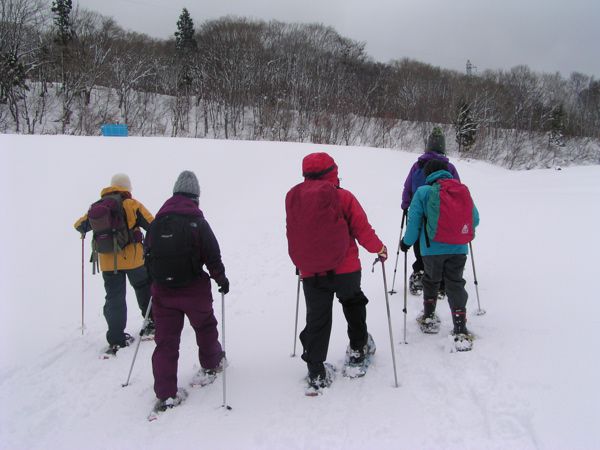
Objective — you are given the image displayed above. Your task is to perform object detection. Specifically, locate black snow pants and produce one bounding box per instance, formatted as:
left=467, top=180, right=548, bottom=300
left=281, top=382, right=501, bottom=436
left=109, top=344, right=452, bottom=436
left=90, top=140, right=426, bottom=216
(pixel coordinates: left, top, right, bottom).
left=102, top=265, right=151, bottom=346
left=299, top=271, right=369, bottom=377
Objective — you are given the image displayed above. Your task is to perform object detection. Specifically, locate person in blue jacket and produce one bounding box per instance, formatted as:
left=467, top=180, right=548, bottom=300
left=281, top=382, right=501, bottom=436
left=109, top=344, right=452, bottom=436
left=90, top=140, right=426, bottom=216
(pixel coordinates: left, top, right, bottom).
left=399, top=159, right=479, bottom=350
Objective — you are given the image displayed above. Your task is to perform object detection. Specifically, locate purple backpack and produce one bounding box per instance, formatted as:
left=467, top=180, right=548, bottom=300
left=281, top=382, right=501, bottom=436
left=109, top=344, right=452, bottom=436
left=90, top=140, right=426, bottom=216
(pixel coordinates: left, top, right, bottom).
left=87, top=194, right=131, bottom=255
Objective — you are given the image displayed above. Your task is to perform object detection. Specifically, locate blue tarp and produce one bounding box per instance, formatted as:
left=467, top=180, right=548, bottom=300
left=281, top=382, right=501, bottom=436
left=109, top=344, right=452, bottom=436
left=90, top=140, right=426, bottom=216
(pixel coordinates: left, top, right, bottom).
left=101, top=124, right=128, bottom=137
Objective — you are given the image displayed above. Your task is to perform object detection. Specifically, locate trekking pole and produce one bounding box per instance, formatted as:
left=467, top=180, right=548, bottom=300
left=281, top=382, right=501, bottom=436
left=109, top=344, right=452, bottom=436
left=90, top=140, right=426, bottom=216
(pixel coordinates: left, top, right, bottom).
left=81, top=234, right=86, bottom=335
left=373, top=258, right=399, bottom=388
left=122, top=297, right=153, bottom=387
left=469, top=242, right=486, bottom=316
left=389, top=210, right=407, bottom=295
left=291, top=271, right=301, bottom=357
left=402, top=251, right=408, bottom=344
left=221, top=292, right=232, bottom=410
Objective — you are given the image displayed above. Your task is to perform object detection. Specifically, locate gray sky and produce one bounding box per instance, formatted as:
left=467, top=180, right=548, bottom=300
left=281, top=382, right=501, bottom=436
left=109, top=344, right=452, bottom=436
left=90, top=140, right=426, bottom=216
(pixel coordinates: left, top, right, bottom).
left=74, top=0, right=600, bottom=78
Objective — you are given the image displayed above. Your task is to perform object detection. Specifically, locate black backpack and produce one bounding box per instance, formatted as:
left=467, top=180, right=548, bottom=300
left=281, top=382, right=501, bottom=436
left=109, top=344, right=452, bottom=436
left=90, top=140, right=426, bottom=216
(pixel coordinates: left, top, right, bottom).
left=145, top=214, right=201, bottom=287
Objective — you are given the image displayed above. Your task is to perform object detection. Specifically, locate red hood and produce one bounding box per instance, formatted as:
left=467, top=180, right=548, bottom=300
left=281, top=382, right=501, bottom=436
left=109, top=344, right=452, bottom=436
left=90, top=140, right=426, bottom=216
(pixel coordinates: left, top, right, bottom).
left=302, top=152, right=339, bottom=186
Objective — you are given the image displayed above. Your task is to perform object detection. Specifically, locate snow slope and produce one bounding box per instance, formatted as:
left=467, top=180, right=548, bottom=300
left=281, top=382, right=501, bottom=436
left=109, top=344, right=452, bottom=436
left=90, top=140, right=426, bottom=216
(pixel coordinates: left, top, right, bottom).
left=0, top=134, right=599, bottom=450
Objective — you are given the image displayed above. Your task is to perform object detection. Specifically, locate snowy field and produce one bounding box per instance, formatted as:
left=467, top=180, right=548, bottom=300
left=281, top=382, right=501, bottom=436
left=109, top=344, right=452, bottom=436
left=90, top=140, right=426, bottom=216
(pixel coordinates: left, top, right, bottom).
left=1, top=134, right=599, bottom=450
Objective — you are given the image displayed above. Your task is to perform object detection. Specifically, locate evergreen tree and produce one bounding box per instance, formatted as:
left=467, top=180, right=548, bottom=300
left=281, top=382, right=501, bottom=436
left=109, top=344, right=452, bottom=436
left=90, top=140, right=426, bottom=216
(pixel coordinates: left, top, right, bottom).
left=51, top=0, right=74, bottom=45
left=454, top=100, right=477, bottom=153
left=549, top=103, right=566, bottom=146
left=175, top=8, right=197, bottom=53
left=0, top=52, right=28, bottom=104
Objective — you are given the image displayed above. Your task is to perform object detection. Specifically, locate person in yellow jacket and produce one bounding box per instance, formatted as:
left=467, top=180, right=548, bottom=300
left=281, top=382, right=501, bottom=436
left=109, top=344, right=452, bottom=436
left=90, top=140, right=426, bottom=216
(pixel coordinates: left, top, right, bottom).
left=74, top=173, right=155, bottom=352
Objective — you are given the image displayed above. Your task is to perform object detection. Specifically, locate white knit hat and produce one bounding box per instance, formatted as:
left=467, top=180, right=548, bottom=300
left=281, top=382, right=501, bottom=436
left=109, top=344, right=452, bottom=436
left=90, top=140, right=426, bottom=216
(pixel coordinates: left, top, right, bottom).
left=173, top=170, right=200, bottom=198
left=110, top=173, right=132, bottom=191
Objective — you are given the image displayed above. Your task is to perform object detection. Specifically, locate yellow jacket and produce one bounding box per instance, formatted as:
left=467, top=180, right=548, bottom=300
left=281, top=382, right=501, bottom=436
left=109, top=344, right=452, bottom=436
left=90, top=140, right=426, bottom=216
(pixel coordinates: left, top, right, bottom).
left=74, top=186, right=154, bottom=272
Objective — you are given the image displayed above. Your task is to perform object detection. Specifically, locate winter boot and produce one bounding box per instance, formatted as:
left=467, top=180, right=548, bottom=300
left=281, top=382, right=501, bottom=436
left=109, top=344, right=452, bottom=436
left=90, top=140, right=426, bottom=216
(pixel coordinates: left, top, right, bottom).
left=153, top=388, right=188, bottom=412
left=305, top=362, right=336, bottom=395
left=409, top=270, right=424, bottom=295
left=141, top=319, right=156, bottom=340
left=345, top=333, right=376, bottom=367
left=416, top=298, right=440, bottom=333
left=118, top=333, right=135, bottom=347
left=451, top=309, right=473, bottom=351
left=191, top=357, right=226, bottom=387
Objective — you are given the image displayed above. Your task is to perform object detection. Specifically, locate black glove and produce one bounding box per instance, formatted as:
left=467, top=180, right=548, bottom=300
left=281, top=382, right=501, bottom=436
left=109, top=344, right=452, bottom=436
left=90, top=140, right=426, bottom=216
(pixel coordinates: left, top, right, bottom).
left=218, top=278, right=229, bottom=295
left=399, top=240, right=411, bottom=253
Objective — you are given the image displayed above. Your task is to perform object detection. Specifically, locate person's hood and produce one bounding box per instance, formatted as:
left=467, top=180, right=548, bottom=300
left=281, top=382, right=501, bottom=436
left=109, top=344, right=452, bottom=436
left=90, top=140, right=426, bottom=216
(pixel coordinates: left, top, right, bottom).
left=302, top=152, right=339, bottom=186
left=425, top=170, right=453, bottom=185
left=156, top=194, right=204, bottom=218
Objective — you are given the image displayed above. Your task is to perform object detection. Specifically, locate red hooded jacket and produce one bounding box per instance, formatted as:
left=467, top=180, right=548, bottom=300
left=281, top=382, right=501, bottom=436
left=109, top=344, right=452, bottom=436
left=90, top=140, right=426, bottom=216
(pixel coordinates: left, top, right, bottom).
left=300, top=152, right=384, bottom=277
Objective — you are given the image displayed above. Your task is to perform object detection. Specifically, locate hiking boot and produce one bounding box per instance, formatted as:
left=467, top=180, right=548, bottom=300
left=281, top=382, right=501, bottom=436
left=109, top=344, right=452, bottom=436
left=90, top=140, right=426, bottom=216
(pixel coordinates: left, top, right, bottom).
left=451, top=309, right=469, bottom=335
left=345, top=333, right=376, bottom=366
left=191, top=357, right=226, bottom=387
left=153, top=388, right=188, bottom=412
left=141, top=320, right=156, bottom=339
left=416, top=312, right=441, bottom=334
left=409, top=270, right=424, bottom=295
left=115, top=333, right=135, bottom=348
left=307, top=362, right=335, bottom=391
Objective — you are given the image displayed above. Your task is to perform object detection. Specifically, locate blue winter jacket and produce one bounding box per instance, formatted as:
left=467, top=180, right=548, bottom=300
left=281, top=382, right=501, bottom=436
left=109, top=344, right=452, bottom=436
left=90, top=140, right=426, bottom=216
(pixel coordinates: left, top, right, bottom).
left=402, top=170, right=480, bottom=256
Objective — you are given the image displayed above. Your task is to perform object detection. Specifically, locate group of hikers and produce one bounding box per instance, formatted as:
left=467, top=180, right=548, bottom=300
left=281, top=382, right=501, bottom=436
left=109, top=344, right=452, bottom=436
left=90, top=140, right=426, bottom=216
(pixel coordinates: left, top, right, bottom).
left=74, top=126, right=479, bottom=408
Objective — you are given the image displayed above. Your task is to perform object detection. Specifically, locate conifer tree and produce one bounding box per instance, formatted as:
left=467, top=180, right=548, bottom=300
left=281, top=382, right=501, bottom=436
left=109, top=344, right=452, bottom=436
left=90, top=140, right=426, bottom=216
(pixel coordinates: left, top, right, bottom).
left=454, top=100, right=477, bottom=153
left=175, top=8, right=197, bottom=53
left=51, top=0, right=74, bottom=45
left=549, top=103, right=566, bottom=146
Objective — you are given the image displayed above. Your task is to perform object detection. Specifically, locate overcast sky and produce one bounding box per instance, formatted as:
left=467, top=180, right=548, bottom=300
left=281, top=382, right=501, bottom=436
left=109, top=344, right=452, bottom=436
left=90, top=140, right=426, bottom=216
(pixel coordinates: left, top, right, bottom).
left=74, top=0, right=600, bottom=78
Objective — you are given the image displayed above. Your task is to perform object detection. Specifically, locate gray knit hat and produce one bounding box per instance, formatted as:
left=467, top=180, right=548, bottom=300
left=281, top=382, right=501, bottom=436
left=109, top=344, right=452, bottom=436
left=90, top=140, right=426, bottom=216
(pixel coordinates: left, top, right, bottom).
left=173, top=170, right=200, bottom=198
left=426, top=127, right=446, bottom=154
left=110, top=173, right=132, bottom=191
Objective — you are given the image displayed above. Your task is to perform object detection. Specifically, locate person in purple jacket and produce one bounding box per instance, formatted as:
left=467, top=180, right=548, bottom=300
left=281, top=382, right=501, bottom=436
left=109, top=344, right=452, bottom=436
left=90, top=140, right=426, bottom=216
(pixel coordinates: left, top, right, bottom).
left=146, top=170, right=229, bottom=412
left=401, top=127, right=460, bottom=297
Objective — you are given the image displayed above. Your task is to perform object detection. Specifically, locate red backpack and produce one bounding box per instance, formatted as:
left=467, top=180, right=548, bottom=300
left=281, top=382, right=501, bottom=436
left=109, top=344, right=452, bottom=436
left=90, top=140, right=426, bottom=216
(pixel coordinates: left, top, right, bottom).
left=285, top=180, right=349, bottom=274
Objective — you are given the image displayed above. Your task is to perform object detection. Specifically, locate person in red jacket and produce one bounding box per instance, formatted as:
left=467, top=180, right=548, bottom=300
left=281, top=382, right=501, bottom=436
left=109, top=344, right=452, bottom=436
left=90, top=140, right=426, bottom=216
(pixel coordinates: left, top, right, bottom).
left=293, top=152, right=387, bottom=392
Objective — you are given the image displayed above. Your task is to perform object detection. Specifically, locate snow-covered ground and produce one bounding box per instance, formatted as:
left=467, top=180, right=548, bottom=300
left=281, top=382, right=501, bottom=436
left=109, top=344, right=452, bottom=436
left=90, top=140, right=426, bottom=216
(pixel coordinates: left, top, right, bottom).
left=0, top=134, right=598, bottom=450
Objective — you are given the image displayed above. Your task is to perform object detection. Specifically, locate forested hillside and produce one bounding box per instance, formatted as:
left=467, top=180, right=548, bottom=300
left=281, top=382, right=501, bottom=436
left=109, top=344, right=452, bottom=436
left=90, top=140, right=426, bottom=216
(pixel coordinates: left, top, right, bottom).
left=2, top=0, right=599, bottom=168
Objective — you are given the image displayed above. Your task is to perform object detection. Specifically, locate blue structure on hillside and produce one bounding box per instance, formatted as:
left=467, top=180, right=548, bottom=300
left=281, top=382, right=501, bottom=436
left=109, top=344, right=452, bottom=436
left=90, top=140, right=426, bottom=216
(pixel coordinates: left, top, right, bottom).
left=101, top=124, right=129, bottom=137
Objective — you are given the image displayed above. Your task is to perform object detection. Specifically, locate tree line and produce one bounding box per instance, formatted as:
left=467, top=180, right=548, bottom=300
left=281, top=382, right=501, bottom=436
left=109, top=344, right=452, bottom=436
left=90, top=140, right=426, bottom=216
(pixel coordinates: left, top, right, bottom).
left=1, top=0, right=599, bottom=167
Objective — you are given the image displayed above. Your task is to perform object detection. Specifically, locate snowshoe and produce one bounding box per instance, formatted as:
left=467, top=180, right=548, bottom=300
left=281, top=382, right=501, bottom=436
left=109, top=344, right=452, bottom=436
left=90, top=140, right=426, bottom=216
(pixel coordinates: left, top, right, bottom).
left=449, top=332, right=474, bottom=352
left=416, top=312, right=441, bottom=334
left=100, top=333, right=135, bottom=359
left=409, top=270, right=424, bottom=295
left=140, top=320, right=156, bottom=341
left=343, top=333, right=376, bottom=379
left=305, top=363, right=336, bottom=397
left=190, top=358, right=226, bottom=387
left=148, top=388, right=188, bottom=421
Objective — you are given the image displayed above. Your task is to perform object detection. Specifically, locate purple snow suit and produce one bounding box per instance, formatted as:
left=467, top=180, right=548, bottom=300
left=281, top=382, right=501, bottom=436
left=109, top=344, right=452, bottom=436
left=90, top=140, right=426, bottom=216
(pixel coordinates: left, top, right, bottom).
left=149, top=194, right=227, bottom=400
left=401, top=152, right=460, bottom=210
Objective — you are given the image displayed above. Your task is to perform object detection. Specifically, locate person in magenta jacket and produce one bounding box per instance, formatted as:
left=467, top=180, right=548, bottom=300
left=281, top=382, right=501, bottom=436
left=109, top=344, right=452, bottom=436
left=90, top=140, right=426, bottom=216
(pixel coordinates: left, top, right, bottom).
left=401, top=127, right=460, bottom=296
left=146, top=171, right=229, bottom=411
left=296, top=152, right=387, bottom=391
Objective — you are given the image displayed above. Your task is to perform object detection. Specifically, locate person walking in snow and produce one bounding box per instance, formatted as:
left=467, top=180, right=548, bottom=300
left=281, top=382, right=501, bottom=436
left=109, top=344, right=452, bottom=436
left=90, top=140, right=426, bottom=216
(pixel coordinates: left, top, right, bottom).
left=145, top=170, right=229, bottom=412
left=400, top=159, right=479, bottom=350
left=286, top=152, right=388, bottom=394
left=401, top=127, right=461, bottom=297
left=74, top=173, right=155, bottom=353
